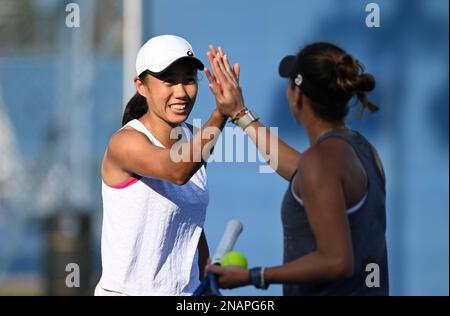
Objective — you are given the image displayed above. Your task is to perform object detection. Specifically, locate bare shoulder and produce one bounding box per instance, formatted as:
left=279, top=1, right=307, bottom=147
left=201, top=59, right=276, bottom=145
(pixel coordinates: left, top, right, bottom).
left=293, top=141, right=345, bottom=210
left=315, top=137, right=355, bottom=166
left=107, top=127, right=150, bottom=158
left=298, top=139, right=342, bottom=176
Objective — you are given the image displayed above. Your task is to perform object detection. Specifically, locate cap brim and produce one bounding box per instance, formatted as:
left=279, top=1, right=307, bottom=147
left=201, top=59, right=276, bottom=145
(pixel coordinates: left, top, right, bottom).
left=278, top=55, right=296, bottom=78
left=147, top=56, right=205, bottom=76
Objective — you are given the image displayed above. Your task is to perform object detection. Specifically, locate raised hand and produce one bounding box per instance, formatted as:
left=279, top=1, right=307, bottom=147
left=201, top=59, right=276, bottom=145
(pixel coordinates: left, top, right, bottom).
left=205, top=45, right=245, bottom=118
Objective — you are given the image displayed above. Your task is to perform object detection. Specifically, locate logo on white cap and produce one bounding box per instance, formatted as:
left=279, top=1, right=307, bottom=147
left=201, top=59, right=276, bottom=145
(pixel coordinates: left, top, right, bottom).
left=136, top=35, right=204, bottom=76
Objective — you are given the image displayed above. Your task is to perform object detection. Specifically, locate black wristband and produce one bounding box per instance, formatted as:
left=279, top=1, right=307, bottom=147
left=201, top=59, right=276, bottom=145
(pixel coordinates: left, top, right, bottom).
left=249, top=267, right=269, bottom=290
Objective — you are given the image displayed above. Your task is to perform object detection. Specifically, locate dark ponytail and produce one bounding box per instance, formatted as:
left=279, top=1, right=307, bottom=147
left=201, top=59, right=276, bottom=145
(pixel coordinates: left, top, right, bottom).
left=122, top=92, right=148, bottom=126
left=122, top=71, right=151, bottom=126
left=294, top=42, right=378, bottom=122
left=335, top=54, right=378, bottom=114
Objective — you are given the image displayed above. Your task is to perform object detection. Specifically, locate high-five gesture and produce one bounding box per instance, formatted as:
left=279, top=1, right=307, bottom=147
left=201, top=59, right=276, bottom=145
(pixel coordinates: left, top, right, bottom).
left=205, top=45, right=245, bottom=118
left=204, top=45, right=301, bottom=181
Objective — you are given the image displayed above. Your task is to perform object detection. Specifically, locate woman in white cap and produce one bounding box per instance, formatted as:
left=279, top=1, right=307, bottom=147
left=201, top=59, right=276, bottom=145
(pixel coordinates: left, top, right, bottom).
left=95, top=35, right=241, bottom=296
left=205, top=44, right=388, bottom=295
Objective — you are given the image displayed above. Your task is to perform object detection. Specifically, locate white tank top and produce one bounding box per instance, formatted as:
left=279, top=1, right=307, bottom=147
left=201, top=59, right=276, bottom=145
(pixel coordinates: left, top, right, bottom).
left=96, top=119, right=209, bottom=296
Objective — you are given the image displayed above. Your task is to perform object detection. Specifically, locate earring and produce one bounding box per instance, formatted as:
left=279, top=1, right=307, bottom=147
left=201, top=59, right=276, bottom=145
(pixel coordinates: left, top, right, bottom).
left=294, top=74, right=303, bottom=86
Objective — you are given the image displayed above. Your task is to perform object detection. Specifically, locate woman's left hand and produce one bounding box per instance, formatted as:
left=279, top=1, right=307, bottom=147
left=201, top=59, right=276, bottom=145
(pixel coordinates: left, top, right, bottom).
left=206, top=262, right=251, bottom=289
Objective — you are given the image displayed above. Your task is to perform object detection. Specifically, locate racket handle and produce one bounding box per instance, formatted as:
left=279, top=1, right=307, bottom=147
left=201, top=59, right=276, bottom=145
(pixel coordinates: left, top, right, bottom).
left=208, top=272, right=221, bottom=296
left=193, top=277, right=209, bottom=296
left=212, top=220, right=243, bottom=264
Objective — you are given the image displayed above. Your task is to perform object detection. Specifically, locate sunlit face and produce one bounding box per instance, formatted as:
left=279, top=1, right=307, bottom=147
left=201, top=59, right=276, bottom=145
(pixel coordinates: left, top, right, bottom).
left=137, top=61, right=198, bottom=125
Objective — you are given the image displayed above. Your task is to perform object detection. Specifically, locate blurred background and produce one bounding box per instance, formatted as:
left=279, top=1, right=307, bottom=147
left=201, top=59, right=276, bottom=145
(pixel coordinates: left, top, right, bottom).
left=0, top=0, right=448, bottom=296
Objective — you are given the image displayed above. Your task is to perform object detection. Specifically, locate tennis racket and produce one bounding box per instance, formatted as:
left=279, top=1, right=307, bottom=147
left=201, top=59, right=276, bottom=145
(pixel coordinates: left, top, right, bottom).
left=193, top=220, right=243, bottom=296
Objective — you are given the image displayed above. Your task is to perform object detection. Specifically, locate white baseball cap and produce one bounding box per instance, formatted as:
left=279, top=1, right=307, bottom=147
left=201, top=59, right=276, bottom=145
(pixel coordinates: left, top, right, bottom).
left=136, top=35, right=204, bottom=76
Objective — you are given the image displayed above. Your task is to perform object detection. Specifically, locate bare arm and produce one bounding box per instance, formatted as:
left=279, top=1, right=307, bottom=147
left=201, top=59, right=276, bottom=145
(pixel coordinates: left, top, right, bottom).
left=107, top=110, right=227, bottom=185
left=206, top=45, right=301, bottom=180
left=244, top=120, right=301, bottom=180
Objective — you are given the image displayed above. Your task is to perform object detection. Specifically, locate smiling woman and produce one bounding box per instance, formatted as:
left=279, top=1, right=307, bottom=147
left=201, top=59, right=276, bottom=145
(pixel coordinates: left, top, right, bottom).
left=133, top=60, right=199, bottom=127
left=94, top=35, right=243, bottom=296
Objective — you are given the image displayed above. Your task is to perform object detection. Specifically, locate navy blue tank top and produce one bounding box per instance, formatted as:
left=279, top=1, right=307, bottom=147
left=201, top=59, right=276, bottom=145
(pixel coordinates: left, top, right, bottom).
left=281, top=130, right=389, bottom=295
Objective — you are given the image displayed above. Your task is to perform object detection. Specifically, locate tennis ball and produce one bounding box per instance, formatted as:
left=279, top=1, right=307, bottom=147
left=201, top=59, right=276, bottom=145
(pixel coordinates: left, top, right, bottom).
left=220, top=251, right=248, bottom=269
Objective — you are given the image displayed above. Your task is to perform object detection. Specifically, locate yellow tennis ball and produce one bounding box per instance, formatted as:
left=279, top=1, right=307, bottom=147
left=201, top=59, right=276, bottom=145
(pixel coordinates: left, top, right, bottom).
left=220, top=251, right=248, bottom=269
